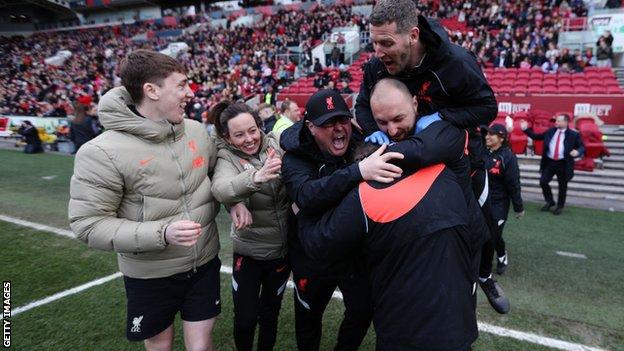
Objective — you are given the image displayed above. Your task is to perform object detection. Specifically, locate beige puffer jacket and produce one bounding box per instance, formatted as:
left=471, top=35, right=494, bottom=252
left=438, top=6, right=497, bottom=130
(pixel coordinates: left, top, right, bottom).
left=211, top=133, right=289, bottom=260
left=68, top=87, right=220, bottom=279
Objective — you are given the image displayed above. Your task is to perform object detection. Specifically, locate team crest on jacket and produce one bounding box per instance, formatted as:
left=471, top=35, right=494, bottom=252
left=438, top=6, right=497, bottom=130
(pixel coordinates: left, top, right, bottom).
left=417, top=81, right=432, bottom=103
left=235, top=256, right=244, bottom=271
left=239, top=159, right=255, bottom=171
left=489, top=158, right=502, bottom=175
left=326, top=96, right=335, bottom=110
left=298, top=278, right=309, bottom=292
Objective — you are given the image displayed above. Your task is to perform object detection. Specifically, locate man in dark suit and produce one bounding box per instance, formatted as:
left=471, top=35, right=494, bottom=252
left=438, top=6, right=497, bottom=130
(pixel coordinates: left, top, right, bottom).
left=520, top=114, right=585, bottom=215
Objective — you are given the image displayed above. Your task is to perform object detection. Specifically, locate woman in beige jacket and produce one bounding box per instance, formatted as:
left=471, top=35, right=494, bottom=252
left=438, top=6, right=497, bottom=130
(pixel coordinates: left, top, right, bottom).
left=211, top=102, right=290, bottom=351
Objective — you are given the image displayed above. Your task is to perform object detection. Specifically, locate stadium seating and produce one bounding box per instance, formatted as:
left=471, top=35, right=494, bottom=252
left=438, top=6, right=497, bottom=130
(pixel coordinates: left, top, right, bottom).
left=483, top=68, right=623, bottom=96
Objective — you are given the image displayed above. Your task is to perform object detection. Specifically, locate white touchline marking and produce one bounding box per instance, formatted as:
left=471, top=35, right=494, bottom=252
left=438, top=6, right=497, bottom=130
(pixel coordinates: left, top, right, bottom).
left=2, top=215, right=605, bottom=351
left=556, top=251, right=588, bottom=259
left=0, top=214, right=74, bottom=238
left=477, top=323, right=604, bottom=351
left=10, top=272, right=123, bottom=317
left=41, top=175, right=57, bottom=180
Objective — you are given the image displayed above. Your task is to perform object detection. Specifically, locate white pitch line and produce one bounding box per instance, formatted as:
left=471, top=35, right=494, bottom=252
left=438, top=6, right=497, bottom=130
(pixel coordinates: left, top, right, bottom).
left=1, top=215, right=605, bottom=351
left=477, top=323, right=604, bottom=351
left=11, top=272, right=123, bottom=317
left=556, top=251, right=588, bottom=259
left=0, top=214, right=74, bottom=238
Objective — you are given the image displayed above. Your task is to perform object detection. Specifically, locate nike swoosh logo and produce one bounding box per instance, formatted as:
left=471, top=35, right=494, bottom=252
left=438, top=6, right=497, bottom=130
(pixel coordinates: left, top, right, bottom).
left=276, top=266, right=287, bottom=273
left=139, top=156, right=155, bottom=166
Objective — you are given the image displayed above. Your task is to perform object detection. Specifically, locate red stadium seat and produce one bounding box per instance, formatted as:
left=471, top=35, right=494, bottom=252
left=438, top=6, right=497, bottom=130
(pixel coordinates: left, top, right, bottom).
left=573, top=86, right=590, bottom=94
left=589, top=86, right=604, bottom=94
left=509, top=120, right=528, bottom=154
left=530, top=71, right=544, bottom=78
left=558, top=86, right=574, bottom=94
left=528, top=86, right=543, bottom=94
left=498, top=85, right=513, bottom=94
left=528, top=79, right=542, bottom=87
left=543, top=86, right=558, bottom=94
left=557, top=78, right=572, bottom=86
left=513, top=111, right=529, bottom=120
left=607, top=86, right=623, bottom=94
left=512, top=86, right=528, bottom=95
left=575, top=116, right=597, bottom=130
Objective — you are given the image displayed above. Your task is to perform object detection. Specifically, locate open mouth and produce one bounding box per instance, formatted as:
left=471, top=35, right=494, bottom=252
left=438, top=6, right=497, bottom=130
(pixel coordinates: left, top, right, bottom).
left=242, top=142, right=257, bottom=153
left=332, top=134, right=347, bottom=149
left=178, top=102, right=187, bottom=116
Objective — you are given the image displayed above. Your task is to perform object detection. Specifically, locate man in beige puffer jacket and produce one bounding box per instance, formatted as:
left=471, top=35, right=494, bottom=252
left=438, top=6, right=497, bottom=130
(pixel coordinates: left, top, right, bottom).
left=68, top=50, right=220, bottom=351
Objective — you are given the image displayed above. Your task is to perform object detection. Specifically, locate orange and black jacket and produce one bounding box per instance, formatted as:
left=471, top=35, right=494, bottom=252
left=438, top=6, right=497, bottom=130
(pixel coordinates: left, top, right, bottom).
left=298, top=164, right=477, bottom=350
left=387, top=120, right=490, bottom=252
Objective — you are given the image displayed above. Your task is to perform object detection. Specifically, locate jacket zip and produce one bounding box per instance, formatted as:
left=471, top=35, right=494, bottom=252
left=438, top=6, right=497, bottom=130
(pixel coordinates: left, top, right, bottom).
left=167, top=124, right=198, bottom=273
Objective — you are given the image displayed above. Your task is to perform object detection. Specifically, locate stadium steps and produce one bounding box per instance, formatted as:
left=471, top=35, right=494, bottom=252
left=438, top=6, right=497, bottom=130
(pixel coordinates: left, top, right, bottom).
left=614, top=67, right=624, bottom=87
left=602, top=126, right=624, bottom=170
left=518, top=152, right=624, bottom=201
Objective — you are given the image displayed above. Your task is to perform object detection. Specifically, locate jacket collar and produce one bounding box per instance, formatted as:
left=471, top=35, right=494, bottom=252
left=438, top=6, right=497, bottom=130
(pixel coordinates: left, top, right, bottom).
left=97, top=87, right=185, bottom=143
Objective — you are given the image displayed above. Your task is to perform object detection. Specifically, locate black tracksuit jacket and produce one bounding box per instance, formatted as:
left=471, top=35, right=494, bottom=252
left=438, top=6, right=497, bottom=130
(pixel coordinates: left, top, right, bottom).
left=280, top=121, right=365, bottom=277
left=486, top=145, right=524, bottom=216
left=354, top=15, right=497, bottom=171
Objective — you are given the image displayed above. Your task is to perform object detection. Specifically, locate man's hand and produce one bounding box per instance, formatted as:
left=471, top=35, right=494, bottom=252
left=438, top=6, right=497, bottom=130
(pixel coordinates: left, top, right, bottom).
left=230, top=203, right=253, bottom=231
left=364, top=131, right=390, bottom=145
left=515, top=210, right=525, bottom=219
left=358, top=144, right=404, bottom=183
left=165, top=220, right=202, bottom=246
left=254, top=148, right=281, bottom=184
left=519, top=120, right=528, bottom=131
left=570, top=149, right=580, bottom=158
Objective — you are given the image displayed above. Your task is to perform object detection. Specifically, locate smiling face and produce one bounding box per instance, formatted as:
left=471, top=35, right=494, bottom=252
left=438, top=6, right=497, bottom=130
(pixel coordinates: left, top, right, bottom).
left=370, top=22, right=419, bottom=75
left=147, top=71, right=194, bottom=124
left=371, top=89, right=417, bottom=142
left=485, top=132, right=504, bottom=150
left=226, top=112, right=262, bottom=155
left=307, top=116, right=352, bottom=157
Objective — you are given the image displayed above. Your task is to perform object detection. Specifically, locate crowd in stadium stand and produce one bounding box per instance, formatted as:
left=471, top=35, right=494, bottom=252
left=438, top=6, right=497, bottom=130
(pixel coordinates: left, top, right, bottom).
left=0, top=3, right=366, bottom=117
left=422, top=0, right=616, bottom=71
left=0, top=0, right=620, bottom=117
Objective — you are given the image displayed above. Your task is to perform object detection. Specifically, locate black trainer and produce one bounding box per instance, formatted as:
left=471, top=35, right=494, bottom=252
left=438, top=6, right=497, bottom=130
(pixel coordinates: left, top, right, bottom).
left=541, top=202, right=555, bottom=211
left=553, top=207, right=563, bottom=215
left=480, top=278, right=510, bottom=314
left=496, top=253, right=508, bottom=275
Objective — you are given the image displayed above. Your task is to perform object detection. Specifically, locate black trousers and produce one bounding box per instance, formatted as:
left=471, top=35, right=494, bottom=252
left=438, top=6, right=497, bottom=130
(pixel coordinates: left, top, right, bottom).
left=24, top=143, right=43, bottom=154
left=292, top=270, right=372, bottom=351
left=232, top=253, right=290, bottom=351
left=471, top=169, right=499, bottom=279
left=540, top=159, right=569, bottom=208
left=480, top=200, right=509, bottom=278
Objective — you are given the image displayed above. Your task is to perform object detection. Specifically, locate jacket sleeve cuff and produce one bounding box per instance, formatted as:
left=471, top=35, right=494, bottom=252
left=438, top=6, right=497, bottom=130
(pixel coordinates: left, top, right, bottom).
left=230, top=169, right=261, bottom=195
left=347, top=163, right=363, bottom=182
left=133, top=220, right=169, bottom=251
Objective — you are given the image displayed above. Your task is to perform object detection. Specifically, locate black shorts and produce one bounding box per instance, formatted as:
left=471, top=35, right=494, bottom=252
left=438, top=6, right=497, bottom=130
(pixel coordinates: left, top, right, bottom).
left=123, top=257, right=222, bottom=341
